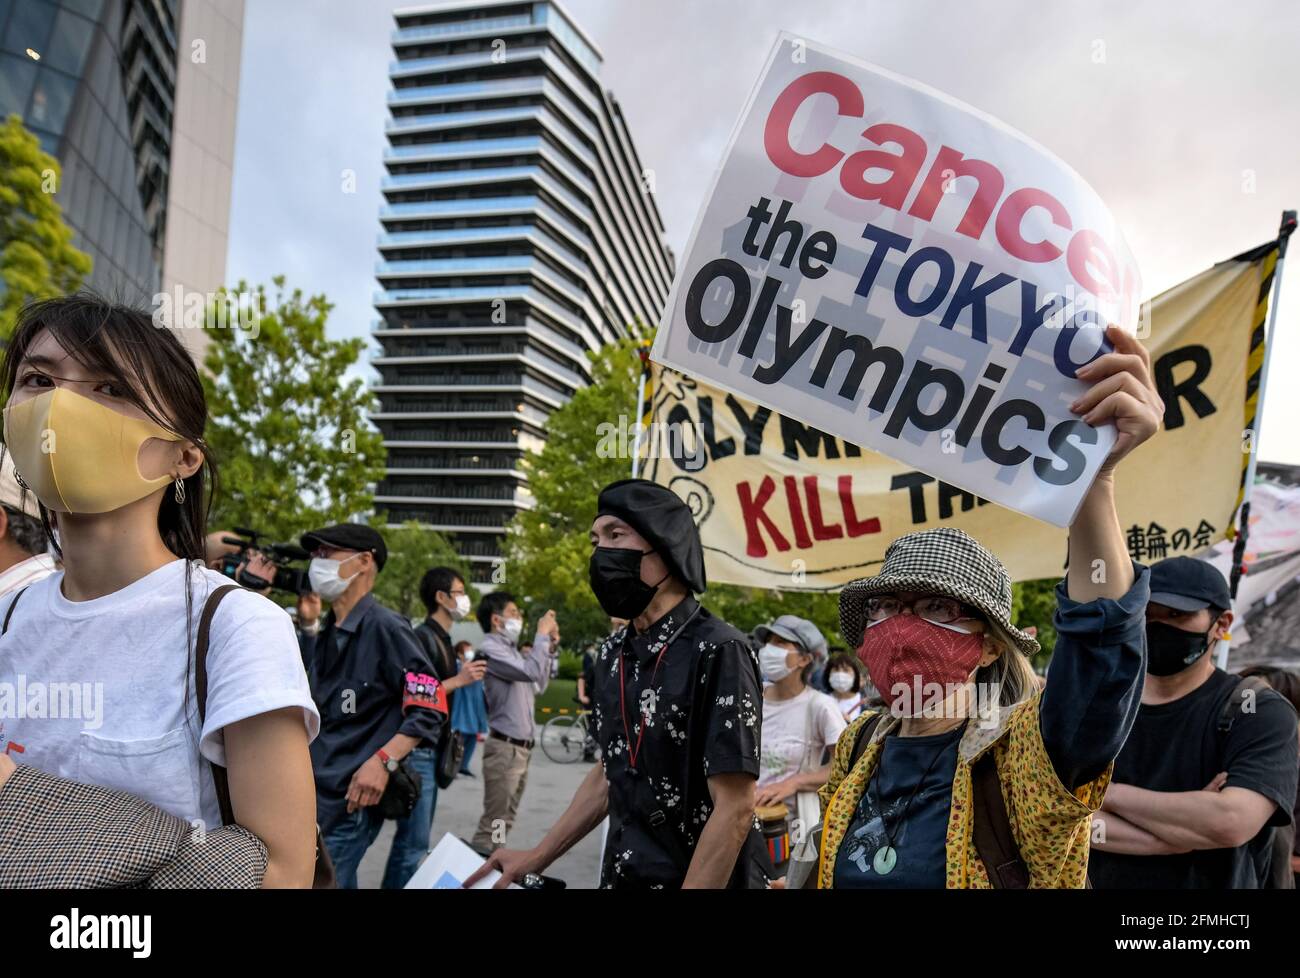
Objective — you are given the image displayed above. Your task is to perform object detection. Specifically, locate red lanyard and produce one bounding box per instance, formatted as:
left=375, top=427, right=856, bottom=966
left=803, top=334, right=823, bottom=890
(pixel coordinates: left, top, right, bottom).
left=617, top=606, right=700, bottom=772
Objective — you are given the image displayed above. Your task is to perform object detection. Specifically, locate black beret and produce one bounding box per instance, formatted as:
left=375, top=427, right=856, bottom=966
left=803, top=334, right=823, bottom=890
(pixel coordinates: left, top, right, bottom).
left=596, top=479, right=705, bottom=593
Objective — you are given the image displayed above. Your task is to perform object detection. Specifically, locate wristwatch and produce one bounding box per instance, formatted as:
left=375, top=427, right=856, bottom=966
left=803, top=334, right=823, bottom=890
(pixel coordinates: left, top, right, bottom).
left=376, top=749, right=399, bottom=773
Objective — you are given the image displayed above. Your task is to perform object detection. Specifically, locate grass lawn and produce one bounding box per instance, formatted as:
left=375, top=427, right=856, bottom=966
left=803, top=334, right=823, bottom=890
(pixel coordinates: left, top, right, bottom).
left=535, top=678, right=581, bottom=723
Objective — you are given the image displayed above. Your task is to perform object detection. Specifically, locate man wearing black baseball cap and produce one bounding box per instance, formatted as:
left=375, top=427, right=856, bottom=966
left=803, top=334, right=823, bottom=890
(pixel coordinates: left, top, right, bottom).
left=296, top=523, right=449, bottom=889
left=1092, top=556, right=1299, bottom=889
left=469, top=479, right=771, bottom=889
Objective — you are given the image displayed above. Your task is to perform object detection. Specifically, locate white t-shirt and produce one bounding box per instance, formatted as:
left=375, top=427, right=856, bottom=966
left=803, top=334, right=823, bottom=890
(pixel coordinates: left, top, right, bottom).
left=758, top=687, right=847, bottom=807
left=0, top=559, right=320, bottom=828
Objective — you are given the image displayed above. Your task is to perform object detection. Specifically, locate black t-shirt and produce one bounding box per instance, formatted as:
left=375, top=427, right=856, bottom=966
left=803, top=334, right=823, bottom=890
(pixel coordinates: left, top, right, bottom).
left=1091, top=669, right=1300, bottom=889
left=590, top=595, right=765, bottom=889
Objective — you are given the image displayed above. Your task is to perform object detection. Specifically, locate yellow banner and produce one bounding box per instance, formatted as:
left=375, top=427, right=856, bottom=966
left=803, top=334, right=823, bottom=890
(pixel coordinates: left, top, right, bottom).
left=644, top=247, right=1273, bottom=586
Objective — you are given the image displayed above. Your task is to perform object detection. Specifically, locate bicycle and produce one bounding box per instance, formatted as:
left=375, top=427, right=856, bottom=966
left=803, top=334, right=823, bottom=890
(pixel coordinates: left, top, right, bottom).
left=540, top=707, right=597, bottom=764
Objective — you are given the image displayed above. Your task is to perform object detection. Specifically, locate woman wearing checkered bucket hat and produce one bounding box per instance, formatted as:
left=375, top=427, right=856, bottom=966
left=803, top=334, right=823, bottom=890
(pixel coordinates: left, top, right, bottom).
left=803, top=325, right=1164, bottom=890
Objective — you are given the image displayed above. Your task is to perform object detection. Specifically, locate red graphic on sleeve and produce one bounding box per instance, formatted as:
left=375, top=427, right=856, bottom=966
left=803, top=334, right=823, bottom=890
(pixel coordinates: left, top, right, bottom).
left=403, top=671, right=449, bottom=715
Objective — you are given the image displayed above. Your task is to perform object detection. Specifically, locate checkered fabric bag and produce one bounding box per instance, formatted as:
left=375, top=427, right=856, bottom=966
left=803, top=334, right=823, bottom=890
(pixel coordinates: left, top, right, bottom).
left=0, top=765, right=266, bottom=888
left=838, top=527, right=1039, bottom=656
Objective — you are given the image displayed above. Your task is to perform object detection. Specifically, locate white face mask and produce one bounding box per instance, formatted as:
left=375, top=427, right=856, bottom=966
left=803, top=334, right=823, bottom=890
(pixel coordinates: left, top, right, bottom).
left=447, top=593, right=471, bottom=620
left=759, top=643, right=794, bottom=683
left=501, top=617, right=523, bottom=643
left=308, top=554, right=362, bottom=602
left=829, top=670, right=855, bottom=693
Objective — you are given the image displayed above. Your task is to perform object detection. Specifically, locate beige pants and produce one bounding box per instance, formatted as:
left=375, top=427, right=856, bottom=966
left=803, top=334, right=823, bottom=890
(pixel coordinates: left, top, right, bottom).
left=471, top=736, right=532, bottom=852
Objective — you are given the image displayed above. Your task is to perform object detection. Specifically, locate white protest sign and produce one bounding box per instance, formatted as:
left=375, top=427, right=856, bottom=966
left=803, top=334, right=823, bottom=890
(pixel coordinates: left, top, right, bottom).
left=651, top=34, right=1141, bottom=526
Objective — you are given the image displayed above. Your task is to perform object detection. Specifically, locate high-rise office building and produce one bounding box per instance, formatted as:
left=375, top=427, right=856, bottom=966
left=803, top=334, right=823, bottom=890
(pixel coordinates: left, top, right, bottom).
left=373, top=0, right=674, bottom=584
left=0, top=0, right=242, bottom=351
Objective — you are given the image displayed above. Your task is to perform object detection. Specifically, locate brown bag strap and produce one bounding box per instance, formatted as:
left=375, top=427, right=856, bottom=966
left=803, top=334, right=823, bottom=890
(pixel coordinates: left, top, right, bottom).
left=970, top=749, right=1029, bottom=889
left=848, top=710, right=884, bottom=769
left=195, top=584, right=241, bottom=826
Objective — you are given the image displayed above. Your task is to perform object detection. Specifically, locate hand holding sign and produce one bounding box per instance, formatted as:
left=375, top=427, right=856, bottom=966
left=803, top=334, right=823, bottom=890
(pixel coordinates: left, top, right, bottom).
left=1070, top=325, right=1164, bottom=476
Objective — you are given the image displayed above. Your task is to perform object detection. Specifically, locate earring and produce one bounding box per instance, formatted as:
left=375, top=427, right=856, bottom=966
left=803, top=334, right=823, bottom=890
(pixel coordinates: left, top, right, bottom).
left=13, top=469, right=29, bottom=491
left=173, top=477, right=186, bottom=504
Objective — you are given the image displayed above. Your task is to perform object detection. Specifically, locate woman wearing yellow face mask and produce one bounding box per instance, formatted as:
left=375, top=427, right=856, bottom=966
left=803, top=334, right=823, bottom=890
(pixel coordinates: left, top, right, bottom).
left=0, top=295, right=321, bottom=888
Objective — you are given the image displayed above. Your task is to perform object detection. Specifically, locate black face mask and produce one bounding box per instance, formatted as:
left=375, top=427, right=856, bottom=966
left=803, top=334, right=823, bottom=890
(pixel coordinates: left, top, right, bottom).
left=589, top=547, right=665, bottom=619
left=1145, top=620, right=1214, bottom=676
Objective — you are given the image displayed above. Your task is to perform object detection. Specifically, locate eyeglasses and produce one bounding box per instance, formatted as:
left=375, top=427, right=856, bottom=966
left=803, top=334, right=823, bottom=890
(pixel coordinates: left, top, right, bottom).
left=865, top=594, right=978, bottom=625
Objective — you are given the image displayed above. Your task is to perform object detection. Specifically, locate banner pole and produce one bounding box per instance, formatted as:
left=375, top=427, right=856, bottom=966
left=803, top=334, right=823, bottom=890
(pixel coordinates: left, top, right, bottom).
left=630, top=343, right=650, bottom=479
left=1222, top=208, right=1296, bottom=668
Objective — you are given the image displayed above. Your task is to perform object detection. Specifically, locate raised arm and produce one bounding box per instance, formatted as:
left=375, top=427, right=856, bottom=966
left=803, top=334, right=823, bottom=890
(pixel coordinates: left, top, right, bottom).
left=1065, top=325, right=1163, bottom=602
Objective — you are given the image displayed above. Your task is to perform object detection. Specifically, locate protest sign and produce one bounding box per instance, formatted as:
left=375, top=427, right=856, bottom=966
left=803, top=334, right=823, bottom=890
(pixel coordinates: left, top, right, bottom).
left=644, top=247, right=1272, bottom=585
left=651, top=34, right=1141, bottom=526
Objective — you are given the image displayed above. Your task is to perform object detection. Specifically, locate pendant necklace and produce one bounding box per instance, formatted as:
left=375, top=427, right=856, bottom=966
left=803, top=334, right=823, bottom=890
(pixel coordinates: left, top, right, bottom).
left=870, top=732, right=955, bottom=877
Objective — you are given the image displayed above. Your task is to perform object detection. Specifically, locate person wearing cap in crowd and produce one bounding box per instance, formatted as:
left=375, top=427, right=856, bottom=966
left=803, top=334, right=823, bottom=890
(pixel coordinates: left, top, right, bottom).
left=0, top=450, right=56, bottom=596
left=1090, top=556, right=1299, bottom=889
left=816, top=326, right=1162, bottom=888
left=468, top=478, right=770, bottom=889
left=295, top=523, right=450, bottom=889
left=753, top=616, right=846, bottom=820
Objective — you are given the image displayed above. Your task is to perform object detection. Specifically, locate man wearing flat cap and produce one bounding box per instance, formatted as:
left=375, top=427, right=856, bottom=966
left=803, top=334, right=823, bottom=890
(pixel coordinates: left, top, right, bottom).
left=296, top=523, right=449, bottom=889
left=469, top=479, right=770, bottom=889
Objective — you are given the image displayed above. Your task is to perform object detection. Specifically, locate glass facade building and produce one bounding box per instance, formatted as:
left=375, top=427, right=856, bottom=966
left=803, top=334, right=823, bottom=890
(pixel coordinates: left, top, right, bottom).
left=1, top=0, right=179, bottom=300
left=374, top=0, right=674, bottom=583
left=1, top=0, right=241, bottom=326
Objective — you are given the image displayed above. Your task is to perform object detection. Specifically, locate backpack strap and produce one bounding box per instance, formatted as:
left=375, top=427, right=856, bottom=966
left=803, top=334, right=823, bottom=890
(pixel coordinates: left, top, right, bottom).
left=848, top=710, right=885, bottom=770
left=1218, top=675, right=1272, bottom=736
left=970, top=749, right=1030, bottom=889
left=1, top=586, right=29, bottom=635
left=195, top=584, right=241, bottom=826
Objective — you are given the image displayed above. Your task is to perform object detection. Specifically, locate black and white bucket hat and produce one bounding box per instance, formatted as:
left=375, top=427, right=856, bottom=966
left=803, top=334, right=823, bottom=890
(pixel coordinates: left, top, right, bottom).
left=839, top=527, right=1040, bottom=658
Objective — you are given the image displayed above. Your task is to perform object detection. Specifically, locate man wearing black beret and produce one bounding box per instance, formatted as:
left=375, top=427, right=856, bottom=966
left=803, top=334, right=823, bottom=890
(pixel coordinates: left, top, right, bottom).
left=469, top=480, right=770, bottom=889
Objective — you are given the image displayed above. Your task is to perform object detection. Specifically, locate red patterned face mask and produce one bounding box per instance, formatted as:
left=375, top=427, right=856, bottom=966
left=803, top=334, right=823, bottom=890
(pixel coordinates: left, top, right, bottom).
left=857, top=614, right=984, bottom=716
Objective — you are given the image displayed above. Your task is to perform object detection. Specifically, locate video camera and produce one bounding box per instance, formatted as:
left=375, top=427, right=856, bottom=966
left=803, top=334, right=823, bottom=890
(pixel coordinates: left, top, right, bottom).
left=217, top=527, right=311, bottom=595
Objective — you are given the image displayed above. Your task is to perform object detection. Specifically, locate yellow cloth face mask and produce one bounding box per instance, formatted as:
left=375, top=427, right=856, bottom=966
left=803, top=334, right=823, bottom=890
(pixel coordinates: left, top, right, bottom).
left=2, top=387, right=184, bottom=514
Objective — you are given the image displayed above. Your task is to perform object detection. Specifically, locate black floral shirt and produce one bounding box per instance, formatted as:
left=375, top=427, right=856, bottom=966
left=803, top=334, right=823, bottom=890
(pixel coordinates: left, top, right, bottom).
left=590, top=595, right=764, bottom=889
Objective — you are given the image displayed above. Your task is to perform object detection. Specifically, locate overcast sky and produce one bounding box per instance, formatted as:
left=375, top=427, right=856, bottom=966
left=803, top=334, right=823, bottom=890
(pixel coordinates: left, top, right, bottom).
left=227, top=0, right=1300, bottom=464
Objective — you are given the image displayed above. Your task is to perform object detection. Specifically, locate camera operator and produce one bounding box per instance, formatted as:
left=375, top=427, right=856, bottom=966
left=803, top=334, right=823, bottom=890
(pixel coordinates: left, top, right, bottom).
left=205, top=530, right=275, bottom=596
left=294, top=523, right=449, bottom=889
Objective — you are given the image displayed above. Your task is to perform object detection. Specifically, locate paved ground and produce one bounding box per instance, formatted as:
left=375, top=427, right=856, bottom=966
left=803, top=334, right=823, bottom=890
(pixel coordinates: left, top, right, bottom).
left=358, top=743, right=604, bottom=889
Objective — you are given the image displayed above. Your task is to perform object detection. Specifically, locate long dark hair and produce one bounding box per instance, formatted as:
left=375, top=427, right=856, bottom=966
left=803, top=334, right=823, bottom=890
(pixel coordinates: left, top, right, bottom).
left=0, top=292, right=217, bottom=559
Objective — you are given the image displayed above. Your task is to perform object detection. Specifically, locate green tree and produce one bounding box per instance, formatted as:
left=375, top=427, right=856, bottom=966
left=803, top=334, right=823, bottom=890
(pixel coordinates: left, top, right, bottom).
left=1011, top=578, right=1059, bottom=667
left=369, top=520, right=476, bottom=621
left=202, top=277, right=386, bottom=541
left=0, top=115, right=92, bottom=340
left=503, top=334, right=842, bottom=648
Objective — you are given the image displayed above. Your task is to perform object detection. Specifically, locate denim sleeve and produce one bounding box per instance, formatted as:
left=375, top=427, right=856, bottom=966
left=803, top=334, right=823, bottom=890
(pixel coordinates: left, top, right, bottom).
left=1040, top=563, right=1149, bottom=790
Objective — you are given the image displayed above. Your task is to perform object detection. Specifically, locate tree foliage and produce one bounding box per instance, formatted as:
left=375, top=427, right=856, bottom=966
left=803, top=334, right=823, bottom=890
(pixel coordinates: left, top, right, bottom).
left=370, top=520, right=476, bottom=621
left=202, top=277, right=386, bottom=541
left=0, top=114, right=92, bottom=340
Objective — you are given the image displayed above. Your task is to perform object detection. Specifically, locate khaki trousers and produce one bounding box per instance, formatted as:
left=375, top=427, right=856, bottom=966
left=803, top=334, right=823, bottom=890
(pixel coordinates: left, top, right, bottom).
left=471, top=736, right=532, bottom=852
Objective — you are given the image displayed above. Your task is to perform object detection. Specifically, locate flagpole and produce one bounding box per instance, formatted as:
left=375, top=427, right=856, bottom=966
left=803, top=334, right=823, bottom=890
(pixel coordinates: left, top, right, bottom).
left=1221, top=208, right=1296, bottom=668
left=630, top=341, right=650, bottom=479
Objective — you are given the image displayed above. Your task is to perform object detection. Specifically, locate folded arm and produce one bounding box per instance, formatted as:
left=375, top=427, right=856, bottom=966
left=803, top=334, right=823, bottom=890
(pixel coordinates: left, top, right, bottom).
left=1102, top=781, right=1279, bottom=851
